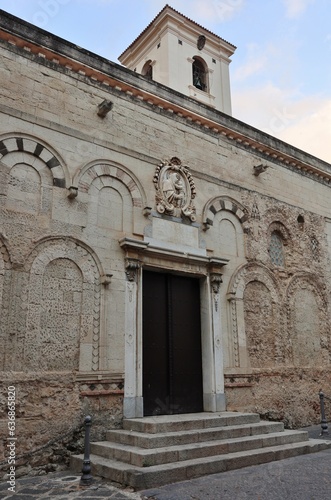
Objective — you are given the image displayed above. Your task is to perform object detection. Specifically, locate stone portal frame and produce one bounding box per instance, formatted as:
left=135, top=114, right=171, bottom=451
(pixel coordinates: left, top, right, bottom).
left=202, top=196, right=248, bottom=230
left=0, top=134, right=68, bottom=187
left=226, top=262, right=282, bottom=371
left=120, top=237, right=229, bottom=418
left=23, top=236, right=105, bottom=372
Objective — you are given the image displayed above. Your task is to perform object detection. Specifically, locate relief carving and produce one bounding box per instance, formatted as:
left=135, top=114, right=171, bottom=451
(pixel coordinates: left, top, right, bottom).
left=210, top=273, right=223, bottom=311
left=154, top=157, right=197, bottom=221
left=125, top=258, right=140, bottom=282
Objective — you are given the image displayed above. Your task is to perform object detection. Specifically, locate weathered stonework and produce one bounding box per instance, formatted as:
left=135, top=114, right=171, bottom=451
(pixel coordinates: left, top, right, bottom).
left=0, top=8, right=331, bottom=477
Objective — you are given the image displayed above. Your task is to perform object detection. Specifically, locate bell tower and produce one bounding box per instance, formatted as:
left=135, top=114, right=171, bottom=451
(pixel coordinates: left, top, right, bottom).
left=118, top=5, right=236, bottom=115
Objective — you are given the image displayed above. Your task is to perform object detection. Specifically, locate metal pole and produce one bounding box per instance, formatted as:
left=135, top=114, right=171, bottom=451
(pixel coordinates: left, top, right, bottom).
left=80, top=415, right=93, bottom=486
left=319, top=391, right=329, bottom=436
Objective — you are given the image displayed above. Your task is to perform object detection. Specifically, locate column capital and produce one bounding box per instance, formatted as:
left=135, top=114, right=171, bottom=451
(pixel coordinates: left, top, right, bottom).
left=210, top=273, right=223, bottom=294
left=125, top=258, right=141, bottom=282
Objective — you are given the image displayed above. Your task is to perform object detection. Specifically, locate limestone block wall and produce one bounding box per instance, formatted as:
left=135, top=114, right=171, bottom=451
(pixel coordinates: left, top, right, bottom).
left=0, top=22, right=331, bottom=475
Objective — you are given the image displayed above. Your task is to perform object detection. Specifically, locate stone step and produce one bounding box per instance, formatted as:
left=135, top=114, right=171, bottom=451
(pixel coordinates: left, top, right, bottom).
left=122, top=412, right=260, bottom=434
left=71, top=439, right=331, bottom=490
left=91, top=430, right=309, bottom=467
left=106, top=421, right=285, bottom=449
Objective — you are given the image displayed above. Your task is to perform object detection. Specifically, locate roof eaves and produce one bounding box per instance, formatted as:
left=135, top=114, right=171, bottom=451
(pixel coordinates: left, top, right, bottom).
left=118, top=4, right=236, bottom=61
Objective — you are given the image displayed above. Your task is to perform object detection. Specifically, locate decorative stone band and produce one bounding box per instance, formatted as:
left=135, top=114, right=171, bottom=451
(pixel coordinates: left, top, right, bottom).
left=1, top=27, right=331, bottom=185
left=120, top=237, right=229, bottom=277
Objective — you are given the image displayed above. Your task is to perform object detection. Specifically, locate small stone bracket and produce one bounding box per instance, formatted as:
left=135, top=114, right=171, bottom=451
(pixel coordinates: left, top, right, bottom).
left=143, top=206, right=152, bottom=217
left=253, top=164, right=269, bottom=176
left=68, top=186, right=78, bottom=199
left=125, top=258, right=140, bottom=282
left=97, top=100, right=113, bottom=118
left=100, top=274, right=113, bottom=286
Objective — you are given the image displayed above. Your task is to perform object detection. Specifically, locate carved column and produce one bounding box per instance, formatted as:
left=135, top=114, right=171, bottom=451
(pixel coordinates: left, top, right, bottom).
left=123, top=258, right=143, bottom=418
left=210, top=273, right=226, bottom=411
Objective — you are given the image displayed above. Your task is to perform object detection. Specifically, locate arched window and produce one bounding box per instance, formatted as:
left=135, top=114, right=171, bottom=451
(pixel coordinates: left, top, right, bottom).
left=142, top=60, right=153, bottom=80
left=192, top=57, right=208, bottom=92
left=269, top=231, right=284, bottom=266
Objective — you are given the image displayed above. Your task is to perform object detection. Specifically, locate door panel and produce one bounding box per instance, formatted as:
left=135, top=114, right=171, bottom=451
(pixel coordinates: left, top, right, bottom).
left=143, top=271, right=203, bottom=416
left=143, top=272, right=169, bottom=416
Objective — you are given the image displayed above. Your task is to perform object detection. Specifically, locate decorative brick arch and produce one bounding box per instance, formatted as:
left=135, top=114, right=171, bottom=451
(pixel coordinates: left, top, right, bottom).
left=74, top=160, right=146, bottom=208
left=24, top=237, right=104, bottom=372
left=0, top=134, right=68, bottom=187
left=203, top=196, right=248, bottom=229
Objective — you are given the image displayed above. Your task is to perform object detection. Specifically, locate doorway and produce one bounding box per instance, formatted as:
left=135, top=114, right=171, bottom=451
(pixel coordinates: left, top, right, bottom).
left=143, top=270, right=203, bottom=416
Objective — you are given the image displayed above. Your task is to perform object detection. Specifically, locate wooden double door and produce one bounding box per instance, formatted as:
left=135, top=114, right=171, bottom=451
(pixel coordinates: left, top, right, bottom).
left=143, top=270, right=203, bottom=416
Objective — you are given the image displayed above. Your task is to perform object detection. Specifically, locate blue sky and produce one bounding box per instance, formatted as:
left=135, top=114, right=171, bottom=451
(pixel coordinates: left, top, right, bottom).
left=1, top=0, right=331, bottom=162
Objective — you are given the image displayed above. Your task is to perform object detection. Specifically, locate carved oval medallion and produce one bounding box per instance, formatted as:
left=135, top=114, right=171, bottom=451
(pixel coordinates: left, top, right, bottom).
left=154, top=157, right=197, bottom=221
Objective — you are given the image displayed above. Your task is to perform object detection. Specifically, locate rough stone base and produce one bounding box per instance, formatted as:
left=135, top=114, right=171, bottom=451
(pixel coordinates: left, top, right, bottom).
left=225, top=367, right=331, bottom=428
left=0, top=372, right=124, bottom=479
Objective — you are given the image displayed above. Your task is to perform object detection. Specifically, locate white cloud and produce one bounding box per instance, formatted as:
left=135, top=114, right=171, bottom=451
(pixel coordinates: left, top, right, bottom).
left=146, top=0, right=245, bottom=23
left=232, top=83, right=331, bottom=163
left=283, top=0, right=315, bottom=19
left=211, top=0, right=245, bottom=22
left=233, top=43, right=269, bottom=81
left=277, top=100, right=331, bottom=163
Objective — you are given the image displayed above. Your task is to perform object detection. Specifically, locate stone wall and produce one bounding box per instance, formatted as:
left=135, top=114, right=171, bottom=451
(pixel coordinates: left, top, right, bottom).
left=0, top=14, right=331, bottom=477
left=225, top=368, right=328, bottom=428
left=0, top=373, right=123, bottom=478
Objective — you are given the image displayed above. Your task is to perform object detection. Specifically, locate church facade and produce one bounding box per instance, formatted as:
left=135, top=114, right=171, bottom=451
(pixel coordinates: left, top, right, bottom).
left=1, top=6, right=331, bottom=474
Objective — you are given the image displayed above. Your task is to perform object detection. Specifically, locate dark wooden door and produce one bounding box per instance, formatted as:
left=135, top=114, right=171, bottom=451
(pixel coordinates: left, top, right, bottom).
left=143, top=270, right=203, bottom=416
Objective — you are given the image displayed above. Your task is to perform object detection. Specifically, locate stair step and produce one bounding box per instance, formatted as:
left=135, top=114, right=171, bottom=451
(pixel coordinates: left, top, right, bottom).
left=71, top=439, right=331, bottom=490
left=123, top=412, right=260, bottom=434
left=91, top=430, right=309, bottom=467
left=106, top=421, right=284, bottom=448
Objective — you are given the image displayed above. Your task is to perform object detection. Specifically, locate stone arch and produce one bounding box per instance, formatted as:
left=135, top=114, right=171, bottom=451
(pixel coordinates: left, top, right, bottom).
left=0, top=133, right=68, bottom=187
left=286, top=273, right=330, bottom=366
left=88, top=175, right=133, bottom=232
left=267, top=221, right=290, bottom=268
left=142, top=60, right=153, bottom=80
left=216, top=212, right=245, bottom=259
left=226, top=262, right=282, bottom=369
left=74, top=160, right=146, bottom=209
left=23, top=237, right=104, bottom=372
left=263, top=206, right=293, bottom=244
left=192, top=55, right=209, bottom=92
left=267, top=220, right=290, bottom=244
left=203, top=196, right=248, bottom=230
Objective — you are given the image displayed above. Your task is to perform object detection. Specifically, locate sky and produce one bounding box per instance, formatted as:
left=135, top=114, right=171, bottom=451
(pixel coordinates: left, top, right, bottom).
left=0, top=0, right=331, bottom=163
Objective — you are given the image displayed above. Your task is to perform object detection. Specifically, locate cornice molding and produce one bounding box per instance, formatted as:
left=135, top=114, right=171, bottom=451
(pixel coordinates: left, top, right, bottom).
left=1, top=27, right=331, bottom=186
